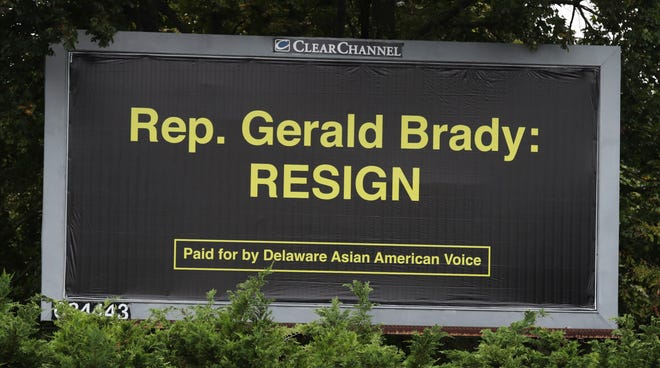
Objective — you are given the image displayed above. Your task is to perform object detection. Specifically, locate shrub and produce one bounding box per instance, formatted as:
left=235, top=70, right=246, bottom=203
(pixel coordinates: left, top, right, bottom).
left=0, top=271, right=49, bottom=367
left=2, top=270, right=660, bottom=367
left=440, top=311, right=586, bottom=367
left=294, top=280, right=403, bottom=368
left=586, top=315, right=660, bottom=367
left=158, top=270, right=297, bottom=368
left=402, top=326, right=448, bottom=368
left=48, top=300, right=170, bottom=367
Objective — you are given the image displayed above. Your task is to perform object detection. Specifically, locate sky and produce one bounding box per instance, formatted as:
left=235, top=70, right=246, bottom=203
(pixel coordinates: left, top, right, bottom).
left=555, top=3, right=591, bottom=38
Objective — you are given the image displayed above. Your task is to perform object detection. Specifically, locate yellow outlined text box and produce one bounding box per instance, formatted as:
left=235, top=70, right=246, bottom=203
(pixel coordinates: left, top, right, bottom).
left=173, top=239, right=491, bottom=277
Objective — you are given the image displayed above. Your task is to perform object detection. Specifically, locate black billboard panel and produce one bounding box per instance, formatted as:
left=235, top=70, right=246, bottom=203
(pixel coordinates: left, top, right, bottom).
left=65, top=54, right=597, bottom=307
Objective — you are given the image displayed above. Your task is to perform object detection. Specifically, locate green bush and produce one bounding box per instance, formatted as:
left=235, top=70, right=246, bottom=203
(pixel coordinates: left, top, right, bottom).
left=0, top=271, right=49, bottom=367
left=1, top=271, right=659, bottom=367
left=157, top=271, right=296, bottom=367
left=403, top=326, right=447, bottom=368
left=49, top=301, right=170, bottom=367
left=586, top=315, right=660, bottom=367
left=441, top=311, right=586, bottom=367
left=294, top=281, right=403, bottom=368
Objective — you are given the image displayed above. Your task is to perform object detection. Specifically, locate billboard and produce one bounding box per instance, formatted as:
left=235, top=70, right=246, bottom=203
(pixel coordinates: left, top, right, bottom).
left=43, top=31, right=620, bottom=330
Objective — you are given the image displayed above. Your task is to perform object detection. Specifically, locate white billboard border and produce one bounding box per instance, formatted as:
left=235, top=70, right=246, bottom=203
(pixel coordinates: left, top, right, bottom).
left=42, top=31, right=620, bottom=330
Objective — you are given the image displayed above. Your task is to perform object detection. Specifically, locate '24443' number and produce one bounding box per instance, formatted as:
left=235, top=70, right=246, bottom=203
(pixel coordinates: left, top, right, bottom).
left=52, top=302, right=130, bottom=320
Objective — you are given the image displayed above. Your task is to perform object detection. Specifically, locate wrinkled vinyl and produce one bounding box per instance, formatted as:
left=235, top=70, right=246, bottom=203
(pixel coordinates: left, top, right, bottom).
left=66, top=54, right=598, bottom=308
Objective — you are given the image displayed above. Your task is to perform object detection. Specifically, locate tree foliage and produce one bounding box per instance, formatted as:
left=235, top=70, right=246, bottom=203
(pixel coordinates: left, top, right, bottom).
left=1, top=0, right=658, bottom=323
left=582, top=0, right=660, bottom=323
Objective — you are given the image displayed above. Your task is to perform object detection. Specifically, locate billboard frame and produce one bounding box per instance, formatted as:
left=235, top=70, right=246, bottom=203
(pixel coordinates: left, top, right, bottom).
left=43, top=31, right=620, bottom=330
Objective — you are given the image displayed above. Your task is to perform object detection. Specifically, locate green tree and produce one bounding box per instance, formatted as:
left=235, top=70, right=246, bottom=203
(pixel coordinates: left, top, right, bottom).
left=0, top=0, right=123, bottom=300
left=579, top=0, right=659, bottom=324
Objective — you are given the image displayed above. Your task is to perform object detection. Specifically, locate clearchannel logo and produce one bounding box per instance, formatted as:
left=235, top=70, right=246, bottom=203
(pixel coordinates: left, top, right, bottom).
left=272, top=38, right=403, bottom=58
left=273, top=39, right=291, bottom=52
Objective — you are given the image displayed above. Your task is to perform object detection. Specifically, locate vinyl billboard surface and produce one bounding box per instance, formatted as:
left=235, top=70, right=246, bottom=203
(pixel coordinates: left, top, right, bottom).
left=43, top=32, right=620, bottom=329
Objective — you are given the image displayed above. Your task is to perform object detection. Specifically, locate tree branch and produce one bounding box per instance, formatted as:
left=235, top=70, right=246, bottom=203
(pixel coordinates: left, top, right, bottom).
left=576, top=5, right=596, bottom=32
